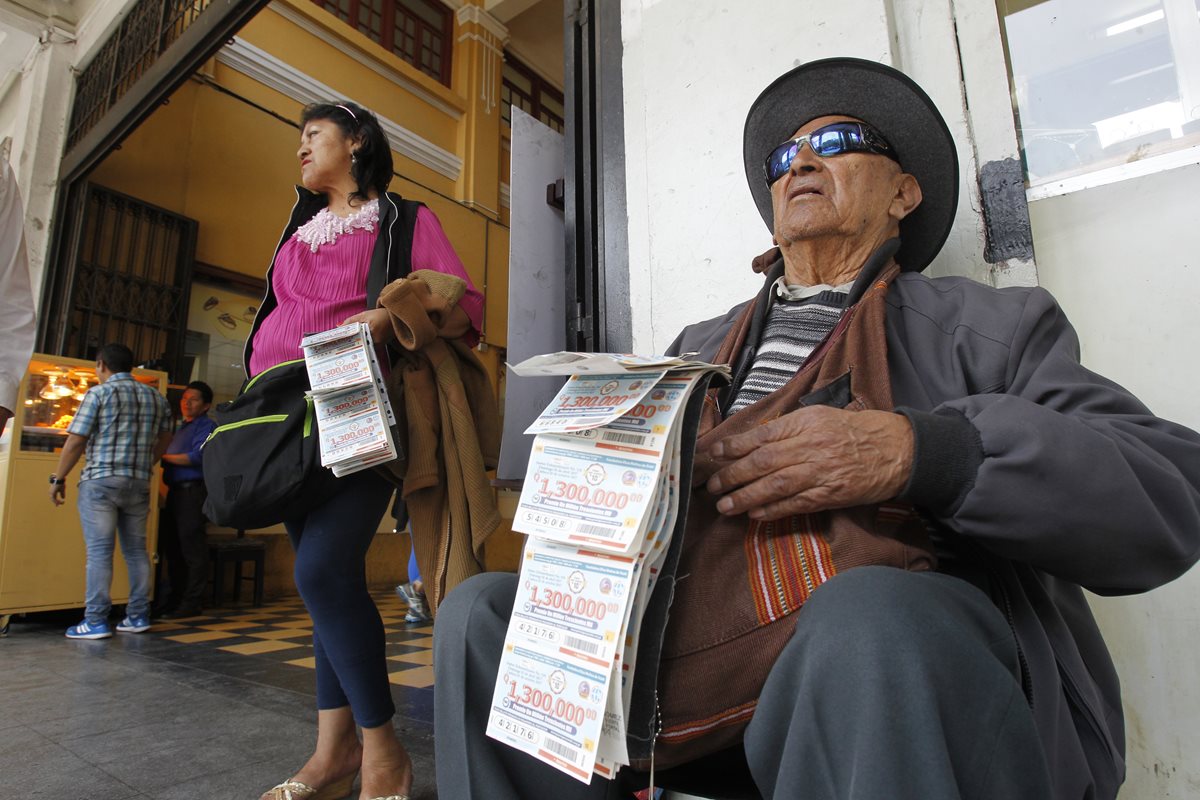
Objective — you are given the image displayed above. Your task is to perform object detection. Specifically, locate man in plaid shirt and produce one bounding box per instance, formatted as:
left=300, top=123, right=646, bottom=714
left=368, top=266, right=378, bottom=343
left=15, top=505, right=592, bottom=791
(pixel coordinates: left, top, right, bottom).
left=49, top=343, right=173, bottom=639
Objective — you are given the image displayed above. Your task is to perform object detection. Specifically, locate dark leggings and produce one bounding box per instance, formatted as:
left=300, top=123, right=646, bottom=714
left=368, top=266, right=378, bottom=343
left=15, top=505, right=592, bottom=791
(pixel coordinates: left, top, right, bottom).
left=285, top=469, right=395, bottom=728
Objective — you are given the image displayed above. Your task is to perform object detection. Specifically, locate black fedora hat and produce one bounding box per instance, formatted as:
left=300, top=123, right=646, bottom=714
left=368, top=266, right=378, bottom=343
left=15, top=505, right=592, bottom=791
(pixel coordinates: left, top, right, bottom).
left=743, top=57, right=959, bottom=272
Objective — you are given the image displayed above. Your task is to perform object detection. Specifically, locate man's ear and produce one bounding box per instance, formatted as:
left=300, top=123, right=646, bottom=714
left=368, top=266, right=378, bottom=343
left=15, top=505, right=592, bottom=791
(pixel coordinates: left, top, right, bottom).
left=890, top=173, right=923, bottom=223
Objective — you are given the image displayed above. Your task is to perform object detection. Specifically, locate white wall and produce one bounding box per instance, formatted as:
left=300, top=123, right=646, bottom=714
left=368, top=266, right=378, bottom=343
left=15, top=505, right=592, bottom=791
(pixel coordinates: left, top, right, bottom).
left=1030, top=164, right=1200, bottom=799
left=619, top=1, right=1200, bottom=796
left=619, top=0, right=1008, bottom=354
left=621, top=0, right=889, bottom=352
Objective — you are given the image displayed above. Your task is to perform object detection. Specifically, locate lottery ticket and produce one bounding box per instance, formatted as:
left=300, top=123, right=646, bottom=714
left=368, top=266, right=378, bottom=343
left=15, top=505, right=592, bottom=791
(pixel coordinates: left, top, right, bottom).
left=301, top=322, right=376, bottom=392
left=315, top=393, right=393, bottom=465
left=515, top=438, right=660, bottom=553
left=487, top=644, right=612, bottom=781
left=510, top=352, right=698, bottom=376
left=525, top=373, right=664, bottom=434
left=301, top=322, right=398, bottom=476
left=514, top=374, right=706, bottom=554
left=509, top=538, right=637, bottom=666
left=494, top=355, right=727, bottom=781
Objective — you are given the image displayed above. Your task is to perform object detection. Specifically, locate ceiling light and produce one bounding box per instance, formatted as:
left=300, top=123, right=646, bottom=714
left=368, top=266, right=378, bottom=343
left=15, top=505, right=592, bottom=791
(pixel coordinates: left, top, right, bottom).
left=1106, top=9, right=1165, bottom=37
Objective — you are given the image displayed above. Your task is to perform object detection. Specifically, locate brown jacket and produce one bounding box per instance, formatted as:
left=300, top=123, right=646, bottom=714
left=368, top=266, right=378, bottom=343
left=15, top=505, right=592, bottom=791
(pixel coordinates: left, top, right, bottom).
left=377, top=269, right=502, bottom=613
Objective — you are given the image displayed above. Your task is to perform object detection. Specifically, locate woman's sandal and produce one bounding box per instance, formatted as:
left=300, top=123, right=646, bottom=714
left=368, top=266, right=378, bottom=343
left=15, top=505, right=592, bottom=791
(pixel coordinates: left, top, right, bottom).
left=258, top=772, right=357, bottom=800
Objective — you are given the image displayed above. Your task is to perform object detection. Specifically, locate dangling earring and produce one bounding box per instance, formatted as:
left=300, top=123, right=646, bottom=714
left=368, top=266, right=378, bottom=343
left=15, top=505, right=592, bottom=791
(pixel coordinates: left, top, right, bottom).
left=351, top=152, right=358, bottom=165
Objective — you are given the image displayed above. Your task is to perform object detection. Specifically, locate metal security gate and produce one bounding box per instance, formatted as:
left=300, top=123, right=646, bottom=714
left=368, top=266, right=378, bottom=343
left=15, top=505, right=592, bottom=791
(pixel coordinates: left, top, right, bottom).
left=51, top=185, right=197, bottom=377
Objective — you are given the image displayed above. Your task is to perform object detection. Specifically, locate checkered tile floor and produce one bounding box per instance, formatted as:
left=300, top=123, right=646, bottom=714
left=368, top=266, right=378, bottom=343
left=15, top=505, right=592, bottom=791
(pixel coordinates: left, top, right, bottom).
left=147, top=589, right=436, bottom=688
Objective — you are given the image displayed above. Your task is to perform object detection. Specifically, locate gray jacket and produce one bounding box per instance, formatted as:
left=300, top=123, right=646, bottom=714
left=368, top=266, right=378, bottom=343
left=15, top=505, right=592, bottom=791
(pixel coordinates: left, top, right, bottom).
left=668, top=243, right=1200, bottom=799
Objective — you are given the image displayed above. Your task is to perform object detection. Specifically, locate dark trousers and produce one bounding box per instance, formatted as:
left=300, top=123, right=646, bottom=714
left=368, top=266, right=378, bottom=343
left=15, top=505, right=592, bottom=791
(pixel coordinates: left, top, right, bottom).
left=158, top=482, right=209, bottom=610
left=433, top=567, right=1056, bottom=800
left=285, top=469, right=395, bottom=729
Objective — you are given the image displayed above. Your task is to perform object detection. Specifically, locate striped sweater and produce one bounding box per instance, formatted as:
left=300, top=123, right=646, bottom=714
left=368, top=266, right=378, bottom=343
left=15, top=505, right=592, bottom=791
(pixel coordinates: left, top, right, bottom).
left=728, top=288, right=848, bottom=414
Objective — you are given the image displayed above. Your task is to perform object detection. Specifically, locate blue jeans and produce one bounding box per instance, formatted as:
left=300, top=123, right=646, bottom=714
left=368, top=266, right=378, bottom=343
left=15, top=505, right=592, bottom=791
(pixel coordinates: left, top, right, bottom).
left=78, top=476, right=152, bottom=624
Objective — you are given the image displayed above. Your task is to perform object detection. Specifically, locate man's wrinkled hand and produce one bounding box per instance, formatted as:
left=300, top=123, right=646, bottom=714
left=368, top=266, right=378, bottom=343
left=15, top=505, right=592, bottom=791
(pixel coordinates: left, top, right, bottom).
left=704, top=405, right=914, bottom=520
left=49, top=483, right=65, bottom=506
left=343, top=307, right=396, bottom=345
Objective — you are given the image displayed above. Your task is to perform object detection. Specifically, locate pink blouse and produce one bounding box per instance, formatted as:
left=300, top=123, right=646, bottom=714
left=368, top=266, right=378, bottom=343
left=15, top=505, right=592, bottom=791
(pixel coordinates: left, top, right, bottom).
left=249, top=204, right=484, bottom=376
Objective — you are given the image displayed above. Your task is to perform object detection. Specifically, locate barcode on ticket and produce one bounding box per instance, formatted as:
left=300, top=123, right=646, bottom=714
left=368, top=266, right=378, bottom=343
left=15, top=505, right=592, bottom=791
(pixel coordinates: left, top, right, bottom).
left=602, top=431, right=647, bottom=446
left=575, top=523, right=619, bottom=538
left=544, top=738, right=579, bottom=762
left=564, top=634, right=601, bottom=655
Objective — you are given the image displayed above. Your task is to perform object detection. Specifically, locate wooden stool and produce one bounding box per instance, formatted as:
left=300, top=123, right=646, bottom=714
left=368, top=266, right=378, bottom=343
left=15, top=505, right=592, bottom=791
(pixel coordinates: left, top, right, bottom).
left=207, top=535, right=265, bottom=607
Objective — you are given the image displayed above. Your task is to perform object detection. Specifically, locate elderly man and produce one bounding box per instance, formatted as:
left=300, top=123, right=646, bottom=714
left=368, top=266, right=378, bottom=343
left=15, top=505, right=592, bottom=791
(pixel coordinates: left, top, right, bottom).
left=433, top=58, right=1200, bottom=800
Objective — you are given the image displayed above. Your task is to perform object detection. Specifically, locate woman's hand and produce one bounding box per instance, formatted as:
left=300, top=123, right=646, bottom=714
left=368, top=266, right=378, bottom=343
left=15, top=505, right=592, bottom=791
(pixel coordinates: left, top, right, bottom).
left=343, top=308, right=396, bottom=345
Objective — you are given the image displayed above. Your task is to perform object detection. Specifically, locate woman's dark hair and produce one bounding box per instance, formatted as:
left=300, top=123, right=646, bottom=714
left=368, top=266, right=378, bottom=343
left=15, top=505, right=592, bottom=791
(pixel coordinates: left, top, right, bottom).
left=300, top=101, right=393, bottom=202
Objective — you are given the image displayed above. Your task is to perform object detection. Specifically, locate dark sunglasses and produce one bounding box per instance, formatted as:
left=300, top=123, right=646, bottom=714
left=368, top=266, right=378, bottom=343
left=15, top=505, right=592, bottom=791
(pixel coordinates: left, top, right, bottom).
left=764, top=121, right=900, bottom=186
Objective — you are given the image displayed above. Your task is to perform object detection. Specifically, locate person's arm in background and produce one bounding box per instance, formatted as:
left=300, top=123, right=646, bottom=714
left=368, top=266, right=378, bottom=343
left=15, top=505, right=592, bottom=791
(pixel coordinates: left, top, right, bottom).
left=161, top=416, right=212, bottom=466
left=152, top=430, right=173, bottom=463
left=349, top=205, right=483, bottom=345
left=151, top=393, right=174, bottom=463
left=409, top=206, right=483, bottom=344
left=0, top=158, right=36, bottom=436
left=51, top=388, right=101, bottom=505
left=48, top=433, right=88, bottom=506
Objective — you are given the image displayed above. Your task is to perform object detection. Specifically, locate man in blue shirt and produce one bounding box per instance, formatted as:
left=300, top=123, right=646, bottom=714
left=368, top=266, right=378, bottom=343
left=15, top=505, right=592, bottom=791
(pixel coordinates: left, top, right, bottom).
left=156, top=380, right=217, bottom=619
left=49, top=343, right=172, bottom=639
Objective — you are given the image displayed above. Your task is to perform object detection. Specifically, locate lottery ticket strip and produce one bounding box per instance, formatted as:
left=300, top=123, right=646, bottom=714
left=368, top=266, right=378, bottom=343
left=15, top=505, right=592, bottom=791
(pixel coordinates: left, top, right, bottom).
left=301, top=322, right=399, bottom=477
left=487, top=353, right=729, bottom=783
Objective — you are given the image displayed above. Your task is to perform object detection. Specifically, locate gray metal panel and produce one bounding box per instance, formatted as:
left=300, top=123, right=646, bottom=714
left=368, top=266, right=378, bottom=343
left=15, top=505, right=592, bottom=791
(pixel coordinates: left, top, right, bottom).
left=496, top=107, right=567, bottom=482
left=564, top=0, right=630, bottom=354
left=596, top=0, right=631, bottom=353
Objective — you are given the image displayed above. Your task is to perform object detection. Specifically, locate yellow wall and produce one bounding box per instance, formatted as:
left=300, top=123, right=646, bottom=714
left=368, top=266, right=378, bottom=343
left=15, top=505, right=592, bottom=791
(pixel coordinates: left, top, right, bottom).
left=506, top=0, right=566, bottom=89
left=88, top=1, right=511, bottom=349
left=53, top=0, right=544, bottom=593
left=247, top=1, right=465, bottom=193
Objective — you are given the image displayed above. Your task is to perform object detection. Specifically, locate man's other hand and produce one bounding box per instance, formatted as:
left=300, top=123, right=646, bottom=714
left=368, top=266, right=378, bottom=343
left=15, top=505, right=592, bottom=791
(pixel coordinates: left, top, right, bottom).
left=704, top=406, right=913, bottom=520
left=49, top=483, right=65, bottom=506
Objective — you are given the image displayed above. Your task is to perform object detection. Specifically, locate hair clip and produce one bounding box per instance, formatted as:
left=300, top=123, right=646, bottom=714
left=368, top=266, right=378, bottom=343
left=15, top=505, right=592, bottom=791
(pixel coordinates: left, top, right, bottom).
left=335, top=104, right=359, bottom=122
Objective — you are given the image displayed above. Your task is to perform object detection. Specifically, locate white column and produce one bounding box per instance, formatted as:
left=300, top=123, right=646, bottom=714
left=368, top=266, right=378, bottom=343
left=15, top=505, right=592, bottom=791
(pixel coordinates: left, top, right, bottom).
left=12, top=35, right=74, bottom=308
left=1163, top=0, right=1200, bottom=127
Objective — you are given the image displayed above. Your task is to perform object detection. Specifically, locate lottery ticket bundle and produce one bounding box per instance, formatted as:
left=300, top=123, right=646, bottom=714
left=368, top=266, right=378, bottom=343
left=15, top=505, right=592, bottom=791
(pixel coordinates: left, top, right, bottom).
left=486, top=353, right=727, bottom=783
left=300, top=322, right=399, bottom=477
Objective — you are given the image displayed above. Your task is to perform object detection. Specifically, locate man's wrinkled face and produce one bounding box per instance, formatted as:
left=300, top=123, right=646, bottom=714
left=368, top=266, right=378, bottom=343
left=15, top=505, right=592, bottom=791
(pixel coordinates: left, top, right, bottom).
left=770, top=115, right=916, bottom=248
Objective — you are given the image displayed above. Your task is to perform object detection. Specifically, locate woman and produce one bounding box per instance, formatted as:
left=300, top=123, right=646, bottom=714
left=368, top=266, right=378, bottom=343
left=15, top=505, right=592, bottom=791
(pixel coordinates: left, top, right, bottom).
left=248, top=102, right=483, bottom=800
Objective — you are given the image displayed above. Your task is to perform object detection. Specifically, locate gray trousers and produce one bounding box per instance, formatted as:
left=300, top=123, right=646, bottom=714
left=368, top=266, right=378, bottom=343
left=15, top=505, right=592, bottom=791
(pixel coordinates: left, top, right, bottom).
left=434, top=567, right=1054, bottom=800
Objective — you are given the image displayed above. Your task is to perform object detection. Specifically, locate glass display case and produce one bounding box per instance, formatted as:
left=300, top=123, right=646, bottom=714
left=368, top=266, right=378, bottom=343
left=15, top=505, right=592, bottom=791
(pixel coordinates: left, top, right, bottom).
left=0, top=353, right=168, bottom=629
left=14, top=357, right=160, bottom=454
